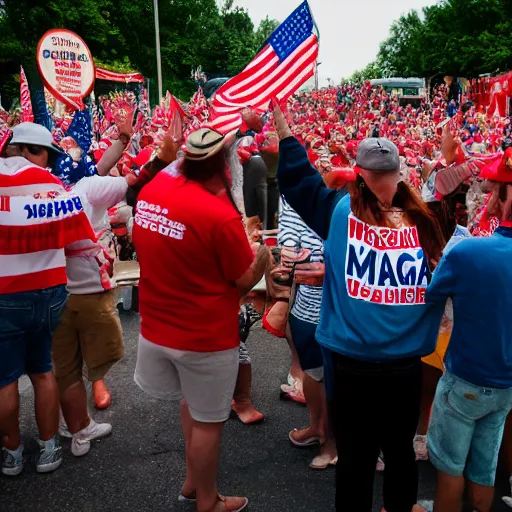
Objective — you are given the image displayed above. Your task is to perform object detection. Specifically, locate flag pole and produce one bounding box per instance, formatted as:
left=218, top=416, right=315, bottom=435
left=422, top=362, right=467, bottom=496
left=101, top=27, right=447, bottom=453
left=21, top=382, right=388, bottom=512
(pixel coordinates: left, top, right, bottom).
left=153, top=0, right=163, bottom=103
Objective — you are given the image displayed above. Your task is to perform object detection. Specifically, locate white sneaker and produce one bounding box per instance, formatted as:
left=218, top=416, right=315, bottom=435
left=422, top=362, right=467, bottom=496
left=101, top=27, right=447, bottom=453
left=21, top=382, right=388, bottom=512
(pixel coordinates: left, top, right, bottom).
left=59, top=424, right=72, bottom=439
left=58, top=410, right=72, bottom=439
left=71, top=419, right=112, bottom=457
left=1, top=445, right=24, bottom=476
left=414, top=434, right=429, bottom=461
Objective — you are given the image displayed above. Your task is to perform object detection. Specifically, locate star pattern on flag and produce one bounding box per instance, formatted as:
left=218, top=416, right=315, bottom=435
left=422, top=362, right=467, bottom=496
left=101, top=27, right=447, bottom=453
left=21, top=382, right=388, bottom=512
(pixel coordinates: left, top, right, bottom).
left=269, top=1, right=314, bottom=62
left=66, top=108, right=93, bottom=153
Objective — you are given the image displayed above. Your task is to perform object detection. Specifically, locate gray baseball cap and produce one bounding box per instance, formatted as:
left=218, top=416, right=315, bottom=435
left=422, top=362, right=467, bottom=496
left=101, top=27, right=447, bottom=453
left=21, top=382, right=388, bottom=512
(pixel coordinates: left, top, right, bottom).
left=10, top=122, right=64, bottom=155
left=356, top=138, right=399, bottom=172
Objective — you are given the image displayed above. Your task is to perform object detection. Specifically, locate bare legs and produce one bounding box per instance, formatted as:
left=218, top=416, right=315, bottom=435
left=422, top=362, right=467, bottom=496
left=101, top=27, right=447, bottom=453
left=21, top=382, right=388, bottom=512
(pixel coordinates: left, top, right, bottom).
left=180, top=399, right=195, bottom=499
left=433, top=472, right=465, bottom=512
left=179, top=399, right=224, bottom=512
left=466, top=481, right=494, bottom=512
left=290, top=373, right=337, bottom=466
left=285, top=323, right=304, bottom=383
left=0, top=372, right=59, bottom=451
left=302, top=373, right=324, bottom=438
left=29, top=372, right=59, bottom=441
left=60, top=380, right=90, bottom=434
left=0, top=382, right=20, bottom=450
left=232, top=363, right=264, bottom=424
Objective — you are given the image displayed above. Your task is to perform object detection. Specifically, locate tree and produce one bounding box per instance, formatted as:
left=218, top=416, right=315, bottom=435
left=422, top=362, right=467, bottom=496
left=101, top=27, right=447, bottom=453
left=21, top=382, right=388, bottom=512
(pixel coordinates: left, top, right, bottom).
left=342, top=61, right=384, bottom=85
left=255, top=16, right=280, bottom=48
left=378, top=10, right=429, bottom=78
left=377, top=0, right=512, bottom=79
left=0, top=0, right=279, bottom=106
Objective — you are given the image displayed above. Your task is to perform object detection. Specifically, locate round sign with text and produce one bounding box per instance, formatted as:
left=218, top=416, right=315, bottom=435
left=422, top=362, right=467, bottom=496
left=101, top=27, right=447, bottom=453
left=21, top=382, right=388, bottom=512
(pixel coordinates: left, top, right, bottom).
left=36, top=29, right=95, bottom=110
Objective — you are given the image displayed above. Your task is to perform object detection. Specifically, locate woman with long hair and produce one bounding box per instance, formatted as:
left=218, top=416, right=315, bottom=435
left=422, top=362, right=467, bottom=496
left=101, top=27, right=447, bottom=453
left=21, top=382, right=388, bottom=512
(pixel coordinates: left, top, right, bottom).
left=273, top=103, right=446, bottom=512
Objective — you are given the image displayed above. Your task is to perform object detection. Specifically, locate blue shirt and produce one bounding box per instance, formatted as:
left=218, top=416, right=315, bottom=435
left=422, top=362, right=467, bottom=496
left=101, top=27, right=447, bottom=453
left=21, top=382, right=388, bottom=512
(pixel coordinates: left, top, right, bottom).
left=426, top=226, right=512, bottom=388
left=277, top=136, right=445, bottom=361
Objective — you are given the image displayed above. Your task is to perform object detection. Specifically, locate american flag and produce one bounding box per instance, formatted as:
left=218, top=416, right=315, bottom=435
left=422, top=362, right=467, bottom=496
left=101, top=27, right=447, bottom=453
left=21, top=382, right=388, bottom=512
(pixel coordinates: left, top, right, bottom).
left=210, top=1, right=319, bottom=134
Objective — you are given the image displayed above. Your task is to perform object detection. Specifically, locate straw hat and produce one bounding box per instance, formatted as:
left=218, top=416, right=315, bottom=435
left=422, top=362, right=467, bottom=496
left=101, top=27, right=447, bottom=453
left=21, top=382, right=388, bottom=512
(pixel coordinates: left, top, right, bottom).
left=184, top=127, right=236, bottom=161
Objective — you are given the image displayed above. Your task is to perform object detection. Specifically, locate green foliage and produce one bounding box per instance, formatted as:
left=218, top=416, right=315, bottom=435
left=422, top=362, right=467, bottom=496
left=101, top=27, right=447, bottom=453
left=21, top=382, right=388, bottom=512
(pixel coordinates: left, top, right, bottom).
left=0, top=0, right=279, bottom=105
left=377, top=0, right=512, bottom=79
left=342, top=61, right=384, bottom=85
left=255, top=16, right=280, bottom=49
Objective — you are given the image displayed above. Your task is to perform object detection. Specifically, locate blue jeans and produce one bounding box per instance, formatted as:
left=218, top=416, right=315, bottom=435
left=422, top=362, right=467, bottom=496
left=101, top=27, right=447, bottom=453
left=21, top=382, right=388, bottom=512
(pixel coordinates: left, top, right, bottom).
left=428, top=372, right=512, bottom=486
left=0, top=285, right=68, bottom=388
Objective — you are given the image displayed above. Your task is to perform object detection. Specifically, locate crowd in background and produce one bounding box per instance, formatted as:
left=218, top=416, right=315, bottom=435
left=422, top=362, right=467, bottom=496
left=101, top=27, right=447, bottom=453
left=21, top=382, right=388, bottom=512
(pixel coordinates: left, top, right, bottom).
left=1, top=79, right=512, bottom=512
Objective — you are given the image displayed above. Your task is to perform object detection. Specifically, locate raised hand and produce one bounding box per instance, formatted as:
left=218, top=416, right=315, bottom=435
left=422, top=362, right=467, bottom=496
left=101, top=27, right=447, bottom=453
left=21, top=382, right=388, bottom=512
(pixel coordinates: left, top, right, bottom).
left=114, top=109, right=135, bottom=142
left=294, top=262, right=325, bottom=286
left=271, top=99, right=293, bottom=141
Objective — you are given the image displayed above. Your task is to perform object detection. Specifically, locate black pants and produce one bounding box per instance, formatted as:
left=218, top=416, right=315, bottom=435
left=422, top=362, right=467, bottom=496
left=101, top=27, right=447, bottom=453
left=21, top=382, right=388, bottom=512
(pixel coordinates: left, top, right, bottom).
left=332, top=353, right=422, bottom=512
left=243, top=157, right=268, bottom=226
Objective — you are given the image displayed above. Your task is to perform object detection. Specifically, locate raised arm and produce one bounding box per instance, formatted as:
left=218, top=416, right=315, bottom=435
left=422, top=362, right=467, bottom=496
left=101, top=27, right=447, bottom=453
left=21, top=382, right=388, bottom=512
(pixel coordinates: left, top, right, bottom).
left=96, top=139, right=127, bottom=176
left=273, top=103, right=345, bottom=240
left=96, top=110, right=135, bottom=176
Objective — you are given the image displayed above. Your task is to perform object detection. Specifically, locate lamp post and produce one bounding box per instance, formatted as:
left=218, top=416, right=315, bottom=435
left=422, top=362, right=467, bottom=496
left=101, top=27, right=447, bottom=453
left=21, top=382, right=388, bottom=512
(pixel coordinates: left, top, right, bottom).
left=315, top=62, right=322, bottom=90
left=153, top=0, right=163, bottom=102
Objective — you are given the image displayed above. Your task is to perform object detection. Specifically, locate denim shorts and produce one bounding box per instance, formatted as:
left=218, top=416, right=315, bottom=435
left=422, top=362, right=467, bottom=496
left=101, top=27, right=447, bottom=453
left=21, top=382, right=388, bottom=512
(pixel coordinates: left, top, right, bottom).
left=0, top=285, right=68, bottom=388
left=428, top=372, right=512, bottom=486
left=288, top=313, right=324, bottom=381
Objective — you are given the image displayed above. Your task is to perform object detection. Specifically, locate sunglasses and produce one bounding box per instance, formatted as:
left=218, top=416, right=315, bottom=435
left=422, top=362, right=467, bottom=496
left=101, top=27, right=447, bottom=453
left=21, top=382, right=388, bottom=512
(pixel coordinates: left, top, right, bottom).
left=23, top=144, right=47, bottom=156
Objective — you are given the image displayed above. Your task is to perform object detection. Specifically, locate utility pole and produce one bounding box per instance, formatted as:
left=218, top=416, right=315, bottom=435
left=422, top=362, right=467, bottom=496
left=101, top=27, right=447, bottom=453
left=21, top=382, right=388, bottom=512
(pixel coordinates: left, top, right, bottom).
left=153, top=0, right=163, bottom=103
left=315, top=62, right=322, bottom=90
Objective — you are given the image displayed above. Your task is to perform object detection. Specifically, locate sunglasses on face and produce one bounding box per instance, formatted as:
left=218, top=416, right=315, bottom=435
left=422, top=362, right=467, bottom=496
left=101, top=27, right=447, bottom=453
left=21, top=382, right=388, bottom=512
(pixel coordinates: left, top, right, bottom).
left=23, top=144, right=47, bottom=156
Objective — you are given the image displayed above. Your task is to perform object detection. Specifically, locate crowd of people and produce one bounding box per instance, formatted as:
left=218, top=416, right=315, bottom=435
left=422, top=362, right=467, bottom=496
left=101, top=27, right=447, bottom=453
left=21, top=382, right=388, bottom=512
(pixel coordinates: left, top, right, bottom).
left=1, top=78, right=512, bottom=512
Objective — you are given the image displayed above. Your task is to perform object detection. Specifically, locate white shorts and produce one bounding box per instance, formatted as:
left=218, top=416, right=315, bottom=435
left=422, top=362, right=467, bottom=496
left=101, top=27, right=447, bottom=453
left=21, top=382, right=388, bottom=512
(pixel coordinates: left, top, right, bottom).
left=134, top=334, right=239, bottom=423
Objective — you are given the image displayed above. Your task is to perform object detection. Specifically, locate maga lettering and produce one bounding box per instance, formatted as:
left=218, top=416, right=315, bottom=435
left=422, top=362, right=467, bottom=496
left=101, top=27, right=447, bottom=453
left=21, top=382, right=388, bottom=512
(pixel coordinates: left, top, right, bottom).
left=346, top=244, right=376, bottom=284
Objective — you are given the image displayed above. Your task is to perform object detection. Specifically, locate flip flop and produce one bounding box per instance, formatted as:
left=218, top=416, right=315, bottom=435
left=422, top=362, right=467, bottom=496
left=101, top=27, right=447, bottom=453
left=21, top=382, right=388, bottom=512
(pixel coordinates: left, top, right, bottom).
left=288, top=428, right=320, bottom=447
left=309, top=454, right=338, bottom=470
left=178, top=494, right=196, bottom=503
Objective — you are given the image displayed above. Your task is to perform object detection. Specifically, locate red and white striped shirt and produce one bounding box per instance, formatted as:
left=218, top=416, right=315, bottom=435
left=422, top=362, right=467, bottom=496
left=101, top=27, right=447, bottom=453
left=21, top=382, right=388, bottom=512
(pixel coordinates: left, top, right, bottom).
left=0, top=157, right=95, bottom=294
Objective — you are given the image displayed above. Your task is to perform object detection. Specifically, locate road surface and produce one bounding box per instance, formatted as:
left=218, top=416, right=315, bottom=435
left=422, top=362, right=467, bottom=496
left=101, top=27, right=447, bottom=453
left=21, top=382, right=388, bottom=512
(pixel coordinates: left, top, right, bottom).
left=1, top=310, right=510, bottom=511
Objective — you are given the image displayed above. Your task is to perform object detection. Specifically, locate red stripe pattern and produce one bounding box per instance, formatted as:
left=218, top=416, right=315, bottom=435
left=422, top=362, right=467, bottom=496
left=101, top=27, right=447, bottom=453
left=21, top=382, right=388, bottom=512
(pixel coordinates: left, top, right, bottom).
left=0, top=164, right=96, bottom=294
left=95, top=68, right=145, bottom=84
left=0, top=196, right=10, bottom=212
left=210, top=1, right=319, bottom=134
left=20, top=66, right=34, bottom=123
left=0, top=213, right=96, bottom=255
left=1, top=268, right=68, bottom=296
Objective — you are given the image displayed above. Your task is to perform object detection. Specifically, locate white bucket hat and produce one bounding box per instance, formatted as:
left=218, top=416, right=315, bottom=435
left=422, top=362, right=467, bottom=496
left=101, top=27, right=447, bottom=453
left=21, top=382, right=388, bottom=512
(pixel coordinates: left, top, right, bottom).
left=10, top=122, right=64, bottom=155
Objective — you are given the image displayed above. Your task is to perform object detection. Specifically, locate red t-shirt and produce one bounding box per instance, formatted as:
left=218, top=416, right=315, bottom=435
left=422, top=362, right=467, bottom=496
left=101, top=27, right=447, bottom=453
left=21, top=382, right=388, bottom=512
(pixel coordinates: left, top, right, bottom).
left=132, top=171, right=254, bottom=352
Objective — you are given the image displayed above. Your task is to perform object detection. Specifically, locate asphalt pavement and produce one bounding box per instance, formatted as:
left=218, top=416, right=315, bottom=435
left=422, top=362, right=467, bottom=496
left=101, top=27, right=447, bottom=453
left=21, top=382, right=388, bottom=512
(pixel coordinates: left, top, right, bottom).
left=1, top=310, right=511, bottom=512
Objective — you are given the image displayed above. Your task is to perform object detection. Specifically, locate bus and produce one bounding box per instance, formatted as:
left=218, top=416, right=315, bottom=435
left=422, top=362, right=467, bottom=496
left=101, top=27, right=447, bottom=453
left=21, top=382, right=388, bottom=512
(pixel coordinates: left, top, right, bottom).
left=369, top=78, right=426, bottom=107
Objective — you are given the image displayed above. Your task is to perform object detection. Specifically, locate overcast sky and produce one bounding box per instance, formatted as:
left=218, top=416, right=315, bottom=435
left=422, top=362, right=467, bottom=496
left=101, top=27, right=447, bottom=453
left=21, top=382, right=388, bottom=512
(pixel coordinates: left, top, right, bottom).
left=233, top=0, right=438, bottom=85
